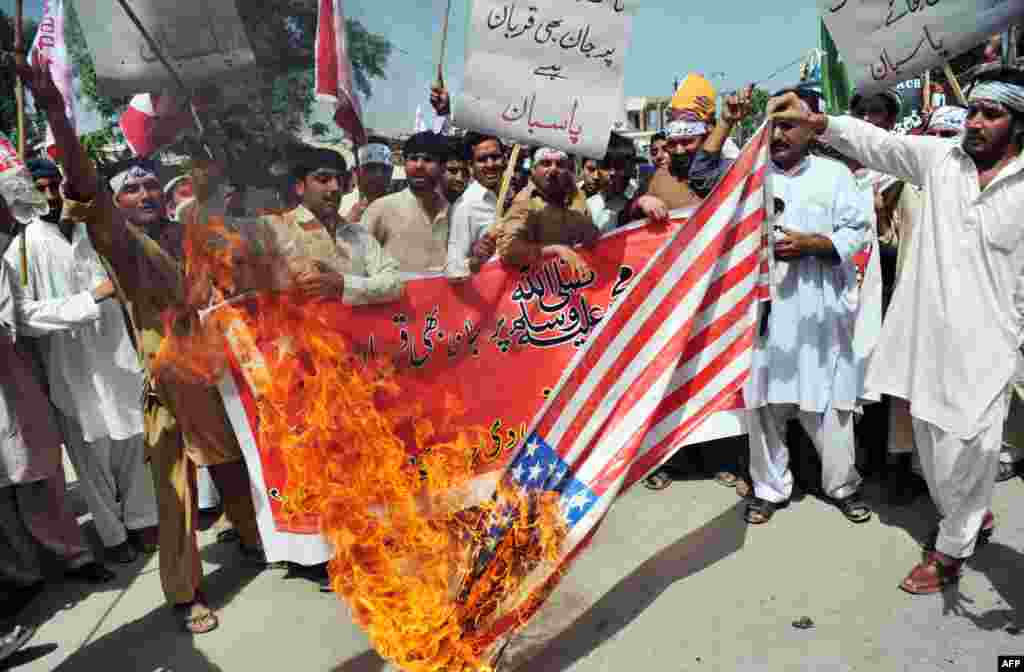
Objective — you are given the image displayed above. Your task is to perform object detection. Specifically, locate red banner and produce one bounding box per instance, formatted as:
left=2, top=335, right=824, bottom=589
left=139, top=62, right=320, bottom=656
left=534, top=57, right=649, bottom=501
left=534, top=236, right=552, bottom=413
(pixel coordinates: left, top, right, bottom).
left=222, top=216, right=745, bottom=534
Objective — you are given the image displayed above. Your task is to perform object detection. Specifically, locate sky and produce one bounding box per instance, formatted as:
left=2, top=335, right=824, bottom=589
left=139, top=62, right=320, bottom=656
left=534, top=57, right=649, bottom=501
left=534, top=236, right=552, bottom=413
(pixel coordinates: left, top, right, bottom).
left=4, top=0, right=822, bottom=137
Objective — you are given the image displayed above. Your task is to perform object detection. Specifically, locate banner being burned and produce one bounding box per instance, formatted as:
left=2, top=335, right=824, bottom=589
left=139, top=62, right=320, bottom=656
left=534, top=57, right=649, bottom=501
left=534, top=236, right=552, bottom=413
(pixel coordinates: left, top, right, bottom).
left=160, top=125, right=770, bottom=671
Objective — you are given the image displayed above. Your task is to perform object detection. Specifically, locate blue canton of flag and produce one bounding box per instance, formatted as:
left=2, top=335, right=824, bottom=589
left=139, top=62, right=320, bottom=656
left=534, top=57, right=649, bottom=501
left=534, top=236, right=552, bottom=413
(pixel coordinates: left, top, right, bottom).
left=507, top=433, right=597, bottom=529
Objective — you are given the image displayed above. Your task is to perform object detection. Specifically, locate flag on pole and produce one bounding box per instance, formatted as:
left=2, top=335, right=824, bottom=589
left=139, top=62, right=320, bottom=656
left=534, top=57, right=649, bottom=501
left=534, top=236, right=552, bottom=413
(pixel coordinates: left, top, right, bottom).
left=315, top=0, right=366, bottom=145
left=472, top=123, right=774, bottom=662
left=29, top=0, right=75, bottom=160
left=118, top=92, right=195, bottom=157
left=820, top=19, right=854, bottom=115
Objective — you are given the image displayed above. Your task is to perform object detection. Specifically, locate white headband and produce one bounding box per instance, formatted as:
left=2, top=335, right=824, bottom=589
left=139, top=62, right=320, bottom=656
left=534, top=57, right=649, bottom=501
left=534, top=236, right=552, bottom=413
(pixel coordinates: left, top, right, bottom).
left=357, top=143, right=393, bottom=166
left=110, top=165, right=159, bottom=195
left=968, top=80, right=1024, bottom=114
left=665, top=119, right=708, bottom=139
left=927, top=105, right=968, bottom=134
left=533, top=147, right=569, bottom=163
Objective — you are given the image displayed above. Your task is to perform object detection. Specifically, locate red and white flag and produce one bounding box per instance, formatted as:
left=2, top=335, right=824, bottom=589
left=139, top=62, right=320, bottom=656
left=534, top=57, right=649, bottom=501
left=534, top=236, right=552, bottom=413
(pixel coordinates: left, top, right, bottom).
left=474, top=123, right=774, bottom=662
left=29, top=0, right=75, bottom=160
left=118, top=92, right=194, bottom=157
left=315, top=0, right=366, bottom=145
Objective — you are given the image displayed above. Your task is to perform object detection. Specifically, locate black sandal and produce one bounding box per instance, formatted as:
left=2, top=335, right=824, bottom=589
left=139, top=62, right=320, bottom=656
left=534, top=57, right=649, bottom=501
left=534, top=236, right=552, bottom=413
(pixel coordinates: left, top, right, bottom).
left=833, top=493, right=872, bottom=523
left=745, top=497, right=787, bottom=524
left=643, top=470, right=673, bottom=491
left=996, top=460, right=1019, bottom=483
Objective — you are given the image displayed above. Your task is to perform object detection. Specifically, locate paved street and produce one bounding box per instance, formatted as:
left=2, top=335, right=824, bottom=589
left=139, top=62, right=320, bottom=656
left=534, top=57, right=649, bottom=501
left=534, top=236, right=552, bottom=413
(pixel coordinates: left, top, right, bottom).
left=7, top=463, right=1023, bottom=672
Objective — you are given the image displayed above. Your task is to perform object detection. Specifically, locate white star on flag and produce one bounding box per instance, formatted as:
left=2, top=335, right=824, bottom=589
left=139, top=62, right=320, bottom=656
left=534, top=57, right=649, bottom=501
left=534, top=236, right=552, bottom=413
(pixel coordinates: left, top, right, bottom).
left=525, top=439, right=541, bottom=458
left=512, top=464, right=526, bottom=483
left=528, top=464, right=544, bottom=483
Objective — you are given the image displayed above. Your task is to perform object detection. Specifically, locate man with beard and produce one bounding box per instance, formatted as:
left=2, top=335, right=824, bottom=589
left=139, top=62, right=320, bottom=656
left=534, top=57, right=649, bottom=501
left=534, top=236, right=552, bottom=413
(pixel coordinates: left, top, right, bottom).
left=340, top=139, right=395, bottom=225
left=442, top=144, right=470, bottom=205
left=5, top=156, right=159, bottom=566
left=587, top=133, right=638, bottom=233
left=495, top=147, right=597, bottom=276
left=770, top=67, right=1024, bottom=593
left=445, top=132, right=507, bottom=277
left=365, top=131, right=451, bottom=273
left=729, top=87, right=873, bottom=527
left=19, top=58, right=262, bottom=633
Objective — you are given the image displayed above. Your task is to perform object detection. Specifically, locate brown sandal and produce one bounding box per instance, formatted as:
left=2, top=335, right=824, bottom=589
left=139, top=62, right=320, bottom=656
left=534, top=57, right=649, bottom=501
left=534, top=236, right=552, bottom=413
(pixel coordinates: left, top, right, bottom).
left=714, top=471, right=739, bottom=488
left=899, top=551, right=963, bottom=594
left=175, top=592, right=219, bottom=634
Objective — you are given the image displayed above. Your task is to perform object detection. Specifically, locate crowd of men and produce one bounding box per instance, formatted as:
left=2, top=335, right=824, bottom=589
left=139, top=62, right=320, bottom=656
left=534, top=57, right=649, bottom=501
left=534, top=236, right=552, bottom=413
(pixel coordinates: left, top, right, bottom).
left=0, top=44, right=1022, bottom=660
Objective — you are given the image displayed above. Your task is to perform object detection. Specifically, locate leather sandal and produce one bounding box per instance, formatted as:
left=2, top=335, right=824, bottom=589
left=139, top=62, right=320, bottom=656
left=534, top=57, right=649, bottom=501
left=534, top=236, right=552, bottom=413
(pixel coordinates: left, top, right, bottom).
left=744, top=497, right=788, bottom=524
left=900, top=551, right=963, bottom=594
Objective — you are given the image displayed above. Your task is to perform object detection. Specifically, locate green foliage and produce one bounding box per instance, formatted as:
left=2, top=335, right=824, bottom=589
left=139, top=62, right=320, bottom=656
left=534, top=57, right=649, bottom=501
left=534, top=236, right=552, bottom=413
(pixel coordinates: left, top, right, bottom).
left=0, top=13, right=43, bottom=147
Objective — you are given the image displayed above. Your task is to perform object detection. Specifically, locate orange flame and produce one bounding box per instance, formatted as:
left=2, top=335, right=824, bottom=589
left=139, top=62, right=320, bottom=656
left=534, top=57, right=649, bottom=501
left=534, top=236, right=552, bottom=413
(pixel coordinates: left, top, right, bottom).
left=158, top=202, right=568, bottom=671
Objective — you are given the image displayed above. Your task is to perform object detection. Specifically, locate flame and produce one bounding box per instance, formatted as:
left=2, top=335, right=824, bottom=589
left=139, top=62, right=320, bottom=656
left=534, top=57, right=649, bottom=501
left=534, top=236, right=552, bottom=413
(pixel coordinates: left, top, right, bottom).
left=158, top=201, right=568, bottom=671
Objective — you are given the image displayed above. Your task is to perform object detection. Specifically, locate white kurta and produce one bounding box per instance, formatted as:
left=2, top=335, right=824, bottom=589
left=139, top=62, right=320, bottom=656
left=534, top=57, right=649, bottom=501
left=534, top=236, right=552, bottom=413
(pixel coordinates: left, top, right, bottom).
left=745, top=155, right=870, bottom=412
left=586, top=192, right=630, bottom=234
left=445, top=180, right=499, bottom=277
left=4, top=217, right=144, bottom=443
left=822, top=116, right=1024, bottom=438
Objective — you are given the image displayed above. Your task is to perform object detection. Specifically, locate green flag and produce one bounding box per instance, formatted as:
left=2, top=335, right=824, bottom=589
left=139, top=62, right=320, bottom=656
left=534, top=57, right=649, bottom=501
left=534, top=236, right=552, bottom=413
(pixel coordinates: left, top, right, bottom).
left=820, top=20, right=854, bottom=115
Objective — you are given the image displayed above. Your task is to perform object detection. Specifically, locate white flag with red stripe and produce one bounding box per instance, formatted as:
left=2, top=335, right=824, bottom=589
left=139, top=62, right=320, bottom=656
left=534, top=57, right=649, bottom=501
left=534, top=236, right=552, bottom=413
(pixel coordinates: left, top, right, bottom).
left=29, top=0, right=75, bottom=160
left=118, top=92, right=195, bottom=157
left=473, top=122, right=774, bottom=662
left=315, top=0, right=366, bottom=145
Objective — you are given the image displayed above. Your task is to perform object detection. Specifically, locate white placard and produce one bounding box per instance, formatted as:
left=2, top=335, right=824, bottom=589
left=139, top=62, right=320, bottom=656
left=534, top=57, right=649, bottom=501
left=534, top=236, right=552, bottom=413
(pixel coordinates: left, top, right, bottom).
left=454, top=0, right=635, bottom=159
left=821, top=0, right=1024, bottom=95
left=73, top=0, right=256, bottom=97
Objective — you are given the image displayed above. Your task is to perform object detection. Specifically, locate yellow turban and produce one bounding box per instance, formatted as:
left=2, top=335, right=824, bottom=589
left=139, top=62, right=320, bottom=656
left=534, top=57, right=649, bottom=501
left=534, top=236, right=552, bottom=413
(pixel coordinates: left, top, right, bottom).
left=670, top=73, right=717, bottom=122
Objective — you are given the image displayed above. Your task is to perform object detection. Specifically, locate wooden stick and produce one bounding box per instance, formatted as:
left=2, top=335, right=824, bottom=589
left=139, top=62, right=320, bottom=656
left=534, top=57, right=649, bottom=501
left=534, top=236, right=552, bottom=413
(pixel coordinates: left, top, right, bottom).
left=436, top=0, right=452, bottom=88
left=14, top=0, right=28, bottom=287
left=495, top=144, right=521, bottom=220
left=922, top=68, right=932, bottom=115
left=943, top=62, right=967, bottom=107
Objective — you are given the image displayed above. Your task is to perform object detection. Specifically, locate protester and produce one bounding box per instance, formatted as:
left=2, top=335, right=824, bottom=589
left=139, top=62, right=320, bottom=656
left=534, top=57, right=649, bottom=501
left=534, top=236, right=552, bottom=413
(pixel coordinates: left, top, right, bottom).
left=340, top=139, right=395, bottom=225
left=631, top=118, right=707, bottom=222
left=442, top=143, right=470, bottom=204
left=19, top=59, right=262, bottom=633
left=364, top=131, right=452, bottom=273
left=578, top=157, right=604, bottom=199
left=649, top=131, right=669, bottom=174
left=0, top=201, right=114, bottom=587
left=4, top=158, right=158, bottom=565
left=769, top=66, right=1024, bottom=592
left=445, top=132, right=506, bottom=277
left=714, top=87, right=872, bottom=525
left=586, top=133, right=638, bottom=233
left=163, top=174, right=192, bottom=221
left=495, top=146, right=598, bottom=274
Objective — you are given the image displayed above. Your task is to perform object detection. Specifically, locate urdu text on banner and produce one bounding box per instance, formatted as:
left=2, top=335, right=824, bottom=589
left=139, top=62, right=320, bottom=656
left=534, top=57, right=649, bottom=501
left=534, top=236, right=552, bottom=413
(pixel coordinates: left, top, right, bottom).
left=73, top=0, right=256, bottom=98
left=820, top=0, right=1024, bottom=95
left=453, top=0, right=635, bottom=159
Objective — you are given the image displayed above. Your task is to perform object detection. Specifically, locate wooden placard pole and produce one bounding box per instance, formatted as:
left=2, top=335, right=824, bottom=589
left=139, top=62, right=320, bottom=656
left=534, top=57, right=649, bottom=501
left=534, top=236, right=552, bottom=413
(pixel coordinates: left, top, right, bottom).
left=14, top=0, right=28, bottom=287
left=436, top=0, right=452, bottom=88
left=495, top=144, right=521, bottom=220
left=943, top=62, right=968, bottom=107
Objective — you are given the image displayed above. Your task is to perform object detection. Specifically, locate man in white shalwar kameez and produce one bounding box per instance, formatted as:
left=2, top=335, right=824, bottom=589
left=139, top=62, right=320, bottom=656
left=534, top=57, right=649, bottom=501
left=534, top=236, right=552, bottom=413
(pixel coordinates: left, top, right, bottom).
left=4, top=159, right=157, bottom=564
left=741, top=87, right=874, bottom=526
left=769, top=67, right=1024, bottom=594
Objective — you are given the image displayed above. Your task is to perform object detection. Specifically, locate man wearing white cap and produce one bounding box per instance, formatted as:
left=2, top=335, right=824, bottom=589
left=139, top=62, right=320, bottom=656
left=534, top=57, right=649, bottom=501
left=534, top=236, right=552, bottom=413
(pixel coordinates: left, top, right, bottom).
left=163, top=175, right=192, bottom=222
left=340, top=138, right=395, bottom=225
left=769, top=67, right=1024, bottom=593
left=495, top=146, right=597, bottom=275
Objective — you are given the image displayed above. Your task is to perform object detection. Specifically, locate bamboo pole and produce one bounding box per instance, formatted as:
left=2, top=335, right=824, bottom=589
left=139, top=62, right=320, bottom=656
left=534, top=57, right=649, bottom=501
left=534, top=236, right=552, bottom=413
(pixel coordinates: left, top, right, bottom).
left=943, top=62, right=968, bottom=107
left=436, top=0, right=452, bottom=88
left=495, top=145, right=521, bottom=220
left=14, top=0, right=28, bottom=287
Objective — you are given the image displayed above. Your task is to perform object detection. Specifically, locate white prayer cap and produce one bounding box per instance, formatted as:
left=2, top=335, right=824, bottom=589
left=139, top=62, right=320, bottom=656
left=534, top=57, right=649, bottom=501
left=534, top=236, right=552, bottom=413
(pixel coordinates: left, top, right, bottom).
left=926, top=106, right=968, bottom=134
left=533, top=147, right=569, bottom=163
left=163, top=174, right=191, bottom=197
left=665, top=119, right=709, bottom=139
left=357, top=143, right=393, bottom=166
